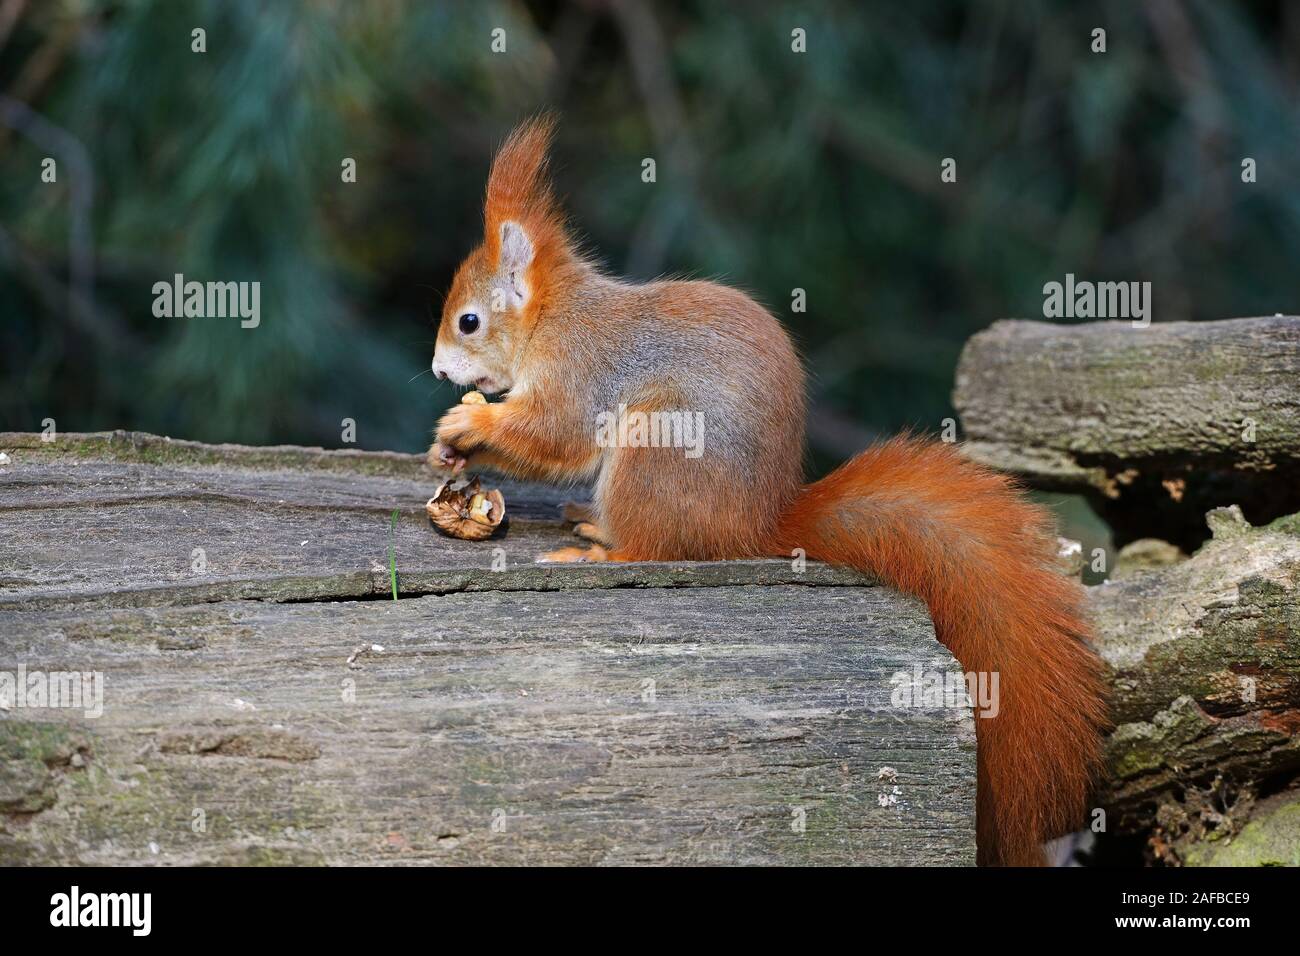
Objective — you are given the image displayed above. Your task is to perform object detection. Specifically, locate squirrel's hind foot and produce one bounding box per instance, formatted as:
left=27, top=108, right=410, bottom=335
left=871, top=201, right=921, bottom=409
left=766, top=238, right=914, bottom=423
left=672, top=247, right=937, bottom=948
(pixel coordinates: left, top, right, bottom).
left=535, top=544, right=610, bottom=564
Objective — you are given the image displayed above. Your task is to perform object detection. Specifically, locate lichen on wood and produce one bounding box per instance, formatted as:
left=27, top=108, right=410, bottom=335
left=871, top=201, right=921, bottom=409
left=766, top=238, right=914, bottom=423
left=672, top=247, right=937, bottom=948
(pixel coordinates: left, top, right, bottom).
left=1090, top=506, right=1300, bottom=835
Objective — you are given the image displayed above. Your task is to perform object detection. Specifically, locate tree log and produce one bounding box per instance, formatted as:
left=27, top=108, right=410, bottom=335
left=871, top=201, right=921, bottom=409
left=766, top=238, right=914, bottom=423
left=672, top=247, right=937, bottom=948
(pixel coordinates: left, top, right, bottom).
left=0, top=431, right=976, bottom=865
left=1089, top=506, right=1300, bottom=833
left=1178, top=790, right=1300, bottom=866
left=953, top=316, right=1300, bottom=550
left=952, top=318, right=1300, bottom=857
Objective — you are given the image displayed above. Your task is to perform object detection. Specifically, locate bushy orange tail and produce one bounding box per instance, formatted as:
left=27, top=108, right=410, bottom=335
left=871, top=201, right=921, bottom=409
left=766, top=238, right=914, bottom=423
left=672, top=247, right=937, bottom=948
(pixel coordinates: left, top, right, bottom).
left=773, top=437, right=1108, bottom=865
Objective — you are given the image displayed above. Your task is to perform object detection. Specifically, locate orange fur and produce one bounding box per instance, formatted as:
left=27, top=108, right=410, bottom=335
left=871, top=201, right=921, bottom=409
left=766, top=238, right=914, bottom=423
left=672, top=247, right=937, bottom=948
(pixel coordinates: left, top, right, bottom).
left=481, top=114, right=581, bottom=330
left=771, top=439, right=1109, bottom=865
left=430, top=119, right=1109, bottom=865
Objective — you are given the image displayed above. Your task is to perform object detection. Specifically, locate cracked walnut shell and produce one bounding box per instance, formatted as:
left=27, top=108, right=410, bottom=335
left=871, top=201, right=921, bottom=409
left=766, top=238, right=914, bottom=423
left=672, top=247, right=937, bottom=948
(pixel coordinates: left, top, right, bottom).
left=426, top=476, right=505, bottom=540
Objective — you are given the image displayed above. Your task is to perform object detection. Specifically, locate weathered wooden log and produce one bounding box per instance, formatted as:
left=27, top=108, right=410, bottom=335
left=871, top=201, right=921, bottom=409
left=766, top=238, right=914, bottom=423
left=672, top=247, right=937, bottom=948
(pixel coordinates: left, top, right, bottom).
left=1090, top=505, right=1300, bottom=834
left=1176, top=790, right=1300, bottom=867
left=953, top=316, right=1300, bottom=550
left=953, top=318, right=1300, bottom=860
left=0, top=431, right=976, bottom=865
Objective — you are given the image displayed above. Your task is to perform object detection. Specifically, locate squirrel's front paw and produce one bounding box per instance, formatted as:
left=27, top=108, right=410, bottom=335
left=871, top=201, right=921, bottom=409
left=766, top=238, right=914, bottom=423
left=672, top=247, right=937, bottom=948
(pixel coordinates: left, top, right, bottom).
left=435, top=403, right=491, bottom=457
left=427, top=441, right=468, bottom=474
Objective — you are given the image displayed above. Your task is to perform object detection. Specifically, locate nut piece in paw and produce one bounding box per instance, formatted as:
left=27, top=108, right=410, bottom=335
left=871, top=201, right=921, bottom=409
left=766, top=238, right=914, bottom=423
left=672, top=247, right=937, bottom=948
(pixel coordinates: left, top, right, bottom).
left=460, top=390, right=488, bottom=405
left=426, top=476, right=505, bottom=540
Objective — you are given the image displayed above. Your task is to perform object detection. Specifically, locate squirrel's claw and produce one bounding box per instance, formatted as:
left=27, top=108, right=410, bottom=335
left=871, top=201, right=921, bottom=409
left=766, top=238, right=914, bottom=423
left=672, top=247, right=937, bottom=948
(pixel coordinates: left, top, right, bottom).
left=428, top=441, right=468, bottom=474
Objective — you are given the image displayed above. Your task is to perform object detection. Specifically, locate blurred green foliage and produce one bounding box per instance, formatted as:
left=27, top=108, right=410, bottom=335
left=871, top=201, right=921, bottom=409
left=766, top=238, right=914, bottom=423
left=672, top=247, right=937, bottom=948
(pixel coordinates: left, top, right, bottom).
left=2, top=0, right=1298, bottom=464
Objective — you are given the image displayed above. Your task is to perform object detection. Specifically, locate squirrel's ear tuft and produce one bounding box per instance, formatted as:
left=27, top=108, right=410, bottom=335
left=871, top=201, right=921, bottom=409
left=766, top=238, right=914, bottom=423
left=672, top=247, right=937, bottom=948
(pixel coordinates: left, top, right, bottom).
left=484, top=115, right=568, bottom=273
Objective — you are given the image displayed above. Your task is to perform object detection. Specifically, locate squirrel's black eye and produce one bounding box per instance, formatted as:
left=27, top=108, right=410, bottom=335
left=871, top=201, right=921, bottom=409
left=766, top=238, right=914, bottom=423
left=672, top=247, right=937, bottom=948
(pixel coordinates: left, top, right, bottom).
left=457, top=313, right=480, bottom=335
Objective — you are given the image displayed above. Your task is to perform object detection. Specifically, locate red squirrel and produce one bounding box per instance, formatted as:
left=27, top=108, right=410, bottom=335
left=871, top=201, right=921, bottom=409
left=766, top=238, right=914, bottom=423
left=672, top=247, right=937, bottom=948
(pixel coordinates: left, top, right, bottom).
left=429, top=117, right=1109, bottom=866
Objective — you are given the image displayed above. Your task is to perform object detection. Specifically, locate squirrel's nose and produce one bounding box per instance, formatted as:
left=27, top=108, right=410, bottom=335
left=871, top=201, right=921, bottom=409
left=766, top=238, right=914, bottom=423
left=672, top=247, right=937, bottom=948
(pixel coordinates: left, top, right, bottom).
left=432, top=359, right=447, bottom=381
